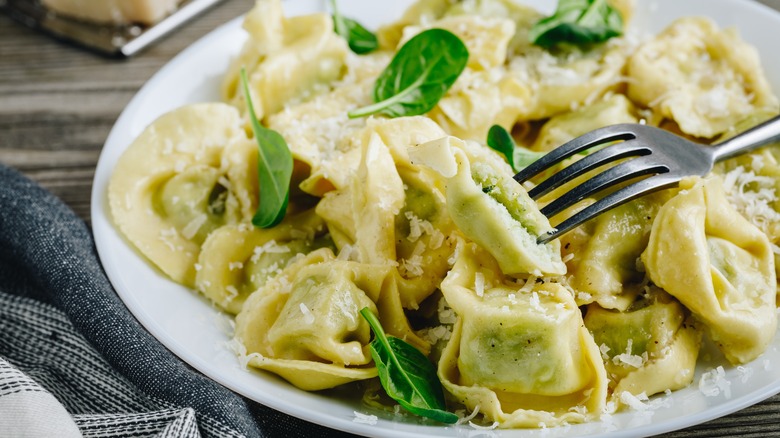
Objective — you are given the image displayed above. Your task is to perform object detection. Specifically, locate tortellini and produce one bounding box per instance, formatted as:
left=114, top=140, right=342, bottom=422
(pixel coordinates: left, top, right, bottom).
left=429, top=68, right=528, bottom=141
left=233, top=248, right=427, bottom=390
left=398, top=14, right=515, bottom=71
left=109, top=103, right=256, bottom=286
left=585, top=289, right=702, bottom=399
left=390, top=11, right=522, bottom=140
left=442, top=0, right=546, bottom=54
left=716, top=112, right=780, bottom=280
left=233, top=249, right=377, bottom=390
left=266, top=53, right=391, bottom=196
left=720, top=150, right=780, bottom=281
left=438, top=242, right=607, bottom=427
left=533, top=94, right=638, bottom=152
left=195, top=210, right=331, bottom=314
left=393, top=167, right=457, bottom=308
left=375, top=0, right=452, bottom=50
left=410, top=135, right=566, bottom=276
left=642, top=177, right=777, bottom=364
left=506, top=32, right=633, bottom=121
left=567, top=191, right=673, bottom=311
left=222, top=0, right=349, bottom=121
left=627, top=17, right=779, bottom=138
left=316, top=117, right=457, bottom=309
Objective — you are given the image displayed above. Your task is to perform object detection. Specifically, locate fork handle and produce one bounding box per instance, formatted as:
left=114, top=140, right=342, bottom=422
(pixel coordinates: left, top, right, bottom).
left=711, top=115, right=780, bottom=162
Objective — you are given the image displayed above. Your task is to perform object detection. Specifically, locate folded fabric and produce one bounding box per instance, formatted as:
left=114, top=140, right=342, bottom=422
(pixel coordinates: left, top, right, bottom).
left=0, top=164, right=350, bottom=438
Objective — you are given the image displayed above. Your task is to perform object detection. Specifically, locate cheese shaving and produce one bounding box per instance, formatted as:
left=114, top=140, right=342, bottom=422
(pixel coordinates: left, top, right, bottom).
left=722, top=163, right=780, bottom=234
left=352, top=412, right=378, bottom=425
left=699, top=366, right=731, bottom=398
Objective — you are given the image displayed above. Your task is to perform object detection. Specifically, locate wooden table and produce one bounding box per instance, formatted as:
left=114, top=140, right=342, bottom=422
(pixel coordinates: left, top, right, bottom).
left=2, top=0, right=780, bottom=436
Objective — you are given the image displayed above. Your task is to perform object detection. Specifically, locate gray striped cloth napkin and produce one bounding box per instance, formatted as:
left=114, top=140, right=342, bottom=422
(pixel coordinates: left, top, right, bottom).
left=0, top=164, right=351, bottom=438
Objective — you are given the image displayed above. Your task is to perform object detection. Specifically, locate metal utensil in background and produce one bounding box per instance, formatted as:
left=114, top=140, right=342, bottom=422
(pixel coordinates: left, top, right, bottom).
left=1, top=0, right=226, bottom=57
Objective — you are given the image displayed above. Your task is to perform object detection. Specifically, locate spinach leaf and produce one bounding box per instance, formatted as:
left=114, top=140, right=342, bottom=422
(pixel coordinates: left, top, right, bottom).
left=529, top=0, right=623, bottom=48
left=359, top=308, right=458, bottom=424
left=330, top=0, right=378, bottom=54
left=487, top=124, right=518, bottom=170
left=348, top=28, right=468, bottom=118
left=486, top=124, right=545, bottom=172
left=240, top=68, right=293, bottom=228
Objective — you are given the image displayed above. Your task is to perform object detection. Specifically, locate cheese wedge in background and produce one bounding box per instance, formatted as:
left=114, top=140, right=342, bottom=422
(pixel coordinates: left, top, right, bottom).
left=41, top=0, right=184, bottom=25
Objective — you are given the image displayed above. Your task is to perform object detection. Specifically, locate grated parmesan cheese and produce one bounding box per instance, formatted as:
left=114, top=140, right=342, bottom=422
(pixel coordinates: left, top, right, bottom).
left=694, top=86, right=734, bottom=118
left=529, top=291, right=545, bottom=314
left=420, top=324, right=452, bottom=345
left=400, top=255, right=424, bottom=278
left=603, top=400, right=617, bottom=415
left=599, top=412, right=618, bottom=433
left=275, top=275, right=293, bottom=295
left=599, top=344, right=611, bottom=361
left=722, top=163, right=780, bottom=234
left=224, top=285, right=239, bottom=302
left=619, top=391, right=650, bottom=411
left=226, top=337, right=264, bottom=370
left=737, top=365, right=754, bottom=383
left=437, top=299, right=457, bottom=325
left=456, top=405, right=481, bottom=425
left=299, top=303, right=315, bottom=325
left=699, top=366, right=731, bottom=398
left=518, top=276, right=537, bottom=294
left=429, top=229, right=445, bottom=249
left=352, top=411, right=378, bottom=425
left=159, top=227, right=179, bottom=251
left=576, top=291, right=593, bottom=302
left=469, top=420, right=499, bottom=430
left=474, top=272, right=486, bottom=297
left=612, top=340, right=647, bottom=369
left=406, top=211, right=424, bottom=242
left=250, top=240, right=290, bottom=264
left=447, top=238, right=465, bottom=266
left=181, top=214, right=207, bottom=240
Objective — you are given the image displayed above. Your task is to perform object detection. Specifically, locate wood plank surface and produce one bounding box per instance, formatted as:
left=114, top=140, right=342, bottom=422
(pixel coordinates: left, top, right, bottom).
left=1, top=1, right=779, bottom=436
left=0, top=0, right=253, bottom=222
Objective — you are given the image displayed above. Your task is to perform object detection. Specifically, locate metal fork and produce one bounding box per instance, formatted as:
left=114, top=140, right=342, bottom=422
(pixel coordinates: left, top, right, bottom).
left=514, top=115, right=780, bottom=244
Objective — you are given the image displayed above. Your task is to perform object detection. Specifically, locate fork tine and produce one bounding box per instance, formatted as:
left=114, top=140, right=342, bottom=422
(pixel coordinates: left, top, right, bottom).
left=537, top=174, right=680, bottom=244
left=527, top=140, right=652, bottom=200
left=540, top=158, right=669, bottom=218
left=514, top=125, right=637, bottom=183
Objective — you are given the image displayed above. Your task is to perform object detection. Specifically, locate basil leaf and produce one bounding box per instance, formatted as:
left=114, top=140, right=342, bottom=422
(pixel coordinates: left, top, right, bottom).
left=529, top=0, right=623, bottom=48
left=240, top=68, right=293, bottom=228
left=359, top=308, right=458, bottom=424
left=486, top=124, right=545, bottom=172
left=330, top=0, right=378, bottom=54
left=348, top=28, right=469, bottom=118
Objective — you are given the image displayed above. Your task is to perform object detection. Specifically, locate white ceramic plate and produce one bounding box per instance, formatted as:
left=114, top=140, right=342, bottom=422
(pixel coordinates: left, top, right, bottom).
left=91, top=1, right=780, bottom=436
